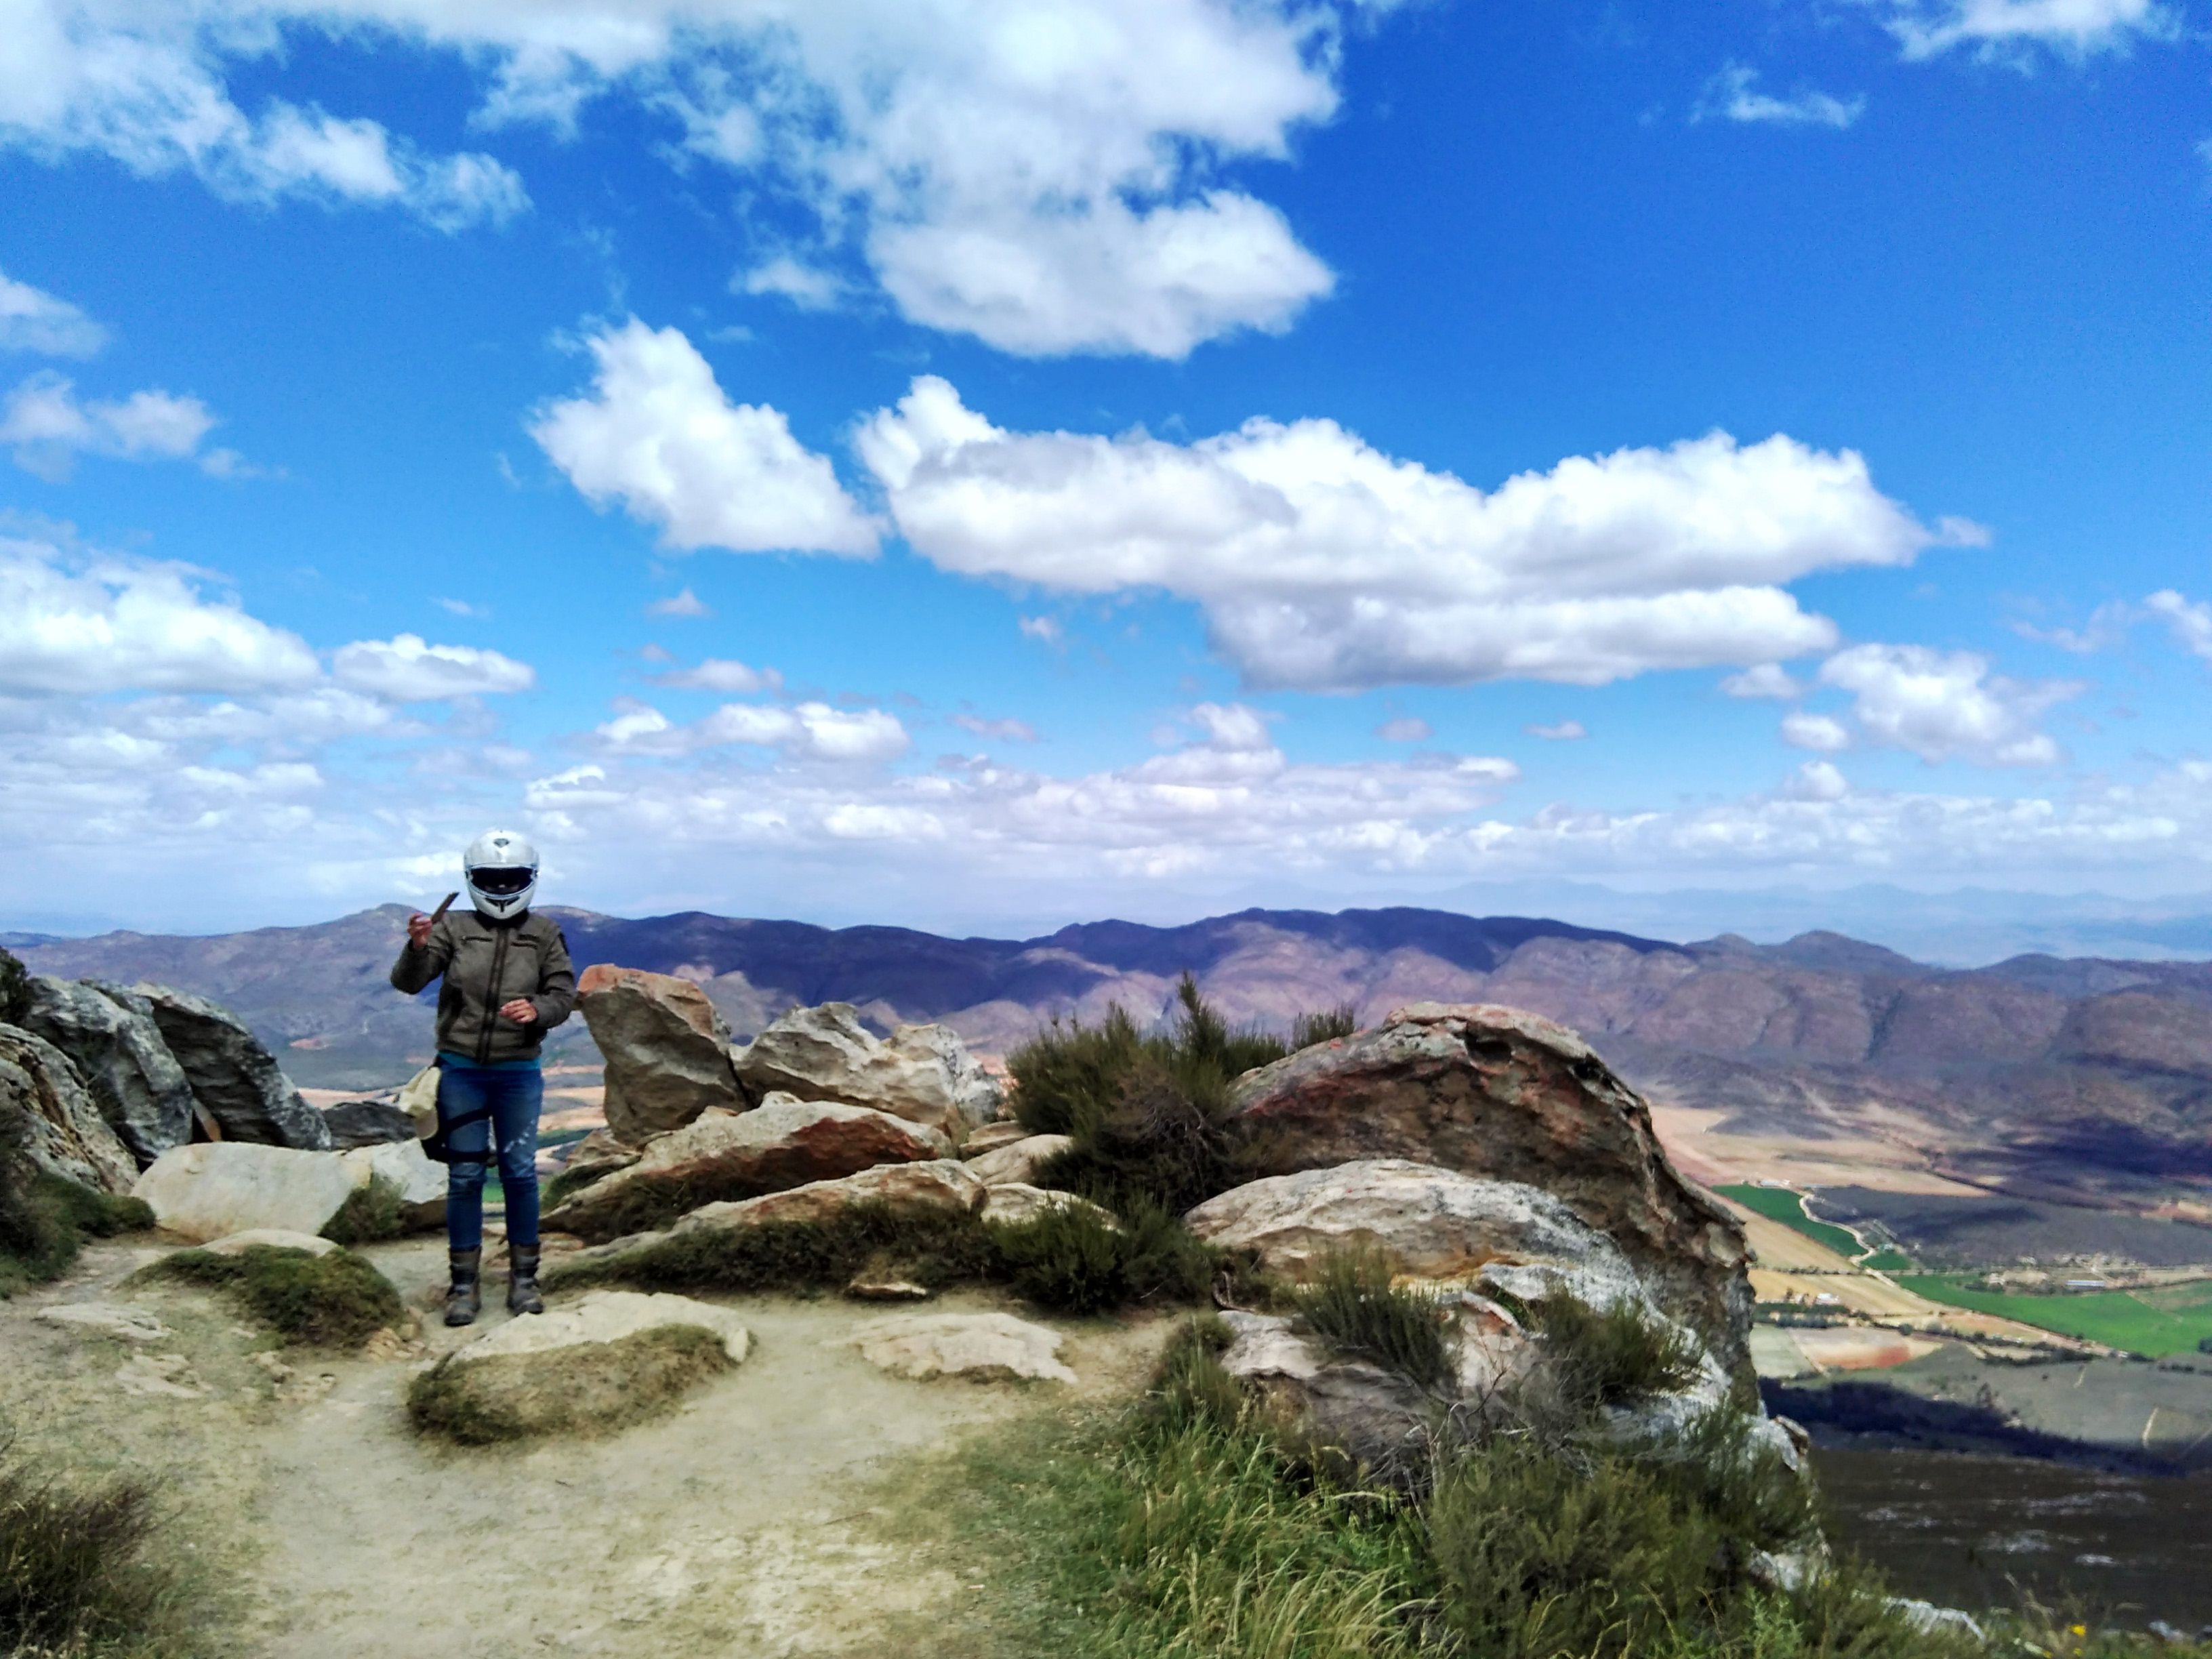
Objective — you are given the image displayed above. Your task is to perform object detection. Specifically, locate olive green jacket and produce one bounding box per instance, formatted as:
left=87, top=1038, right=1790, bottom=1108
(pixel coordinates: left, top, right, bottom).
left=389, top=909, right=576, bottom=1066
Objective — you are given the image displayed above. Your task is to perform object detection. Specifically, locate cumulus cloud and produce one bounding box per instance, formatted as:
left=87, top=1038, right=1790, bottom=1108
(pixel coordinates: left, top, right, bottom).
left=647, top=587, right=712, bottom=618
left=0, top=529, right=319, bottom=696
left=532, top=320, right=880, bottom=556
left=737, top=257, right=846, bottom=312
left=2146, top=590, right=2212, bottom=660
left=0, top=0, right=1360, bottom=356
left=1526, top=720, right=1587, bottom=741
left=858, top=375, right=1971, bottom=691
left=331, top=634, right=536, bottom=701
left=1721, top=663, right=1805, bottom=699
left=596, top=699, right=910, bottom=762
left=1785, top=758, right=1850, bottom=800
left=1, top=373, right=236, bottom=480
left=651, top=657, right=783, bottom=694
left=1694, top=65, right=1864, bottom=129
left=1818, top=642, right=2079, bottom=765
left=1781, top=711, right=1852, bottom=752
left=1883, top=0, right=2171, bottom=57
left=0, top=268, right=108, bottom=357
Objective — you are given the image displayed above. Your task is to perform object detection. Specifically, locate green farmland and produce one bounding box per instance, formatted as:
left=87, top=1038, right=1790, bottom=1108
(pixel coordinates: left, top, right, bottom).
left=1895, top=1274, right=2212, bottom=1357
left=1715, top=1183, right=1910, bottom=1268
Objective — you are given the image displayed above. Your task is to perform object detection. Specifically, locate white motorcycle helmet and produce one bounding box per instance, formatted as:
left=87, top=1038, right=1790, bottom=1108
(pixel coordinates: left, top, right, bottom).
left=463, top=829, right=538, bottom=920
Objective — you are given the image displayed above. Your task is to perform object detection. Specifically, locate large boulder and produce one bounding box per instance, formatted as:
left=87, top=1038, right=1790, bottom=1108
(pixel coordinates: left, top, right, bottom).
left=1227, top=1003, right=1752, bottom=1379
left=19, top=978, right=195, bottom=1166
left=1185, top=1160, right=1654, bottom=1317
left=338, top=1138, right=448, bottom=1232
left=576, top=964, right=746, bottom=1142
left=966, top=1134, right=1073, bottom=1187
left=0, top=1023, right=138, bottom=1193
left=846, top=1311, right=1075, bottom=1383
left=131, top=1142, right=357, bottom=1242
left=732, top=1004, right=1001, bottom=1136
left=321, top=1098, right=415, bottom=1149
left=131, top=985, right=330, bottom=1149
left=541, top=1095, right=953, bottom=1243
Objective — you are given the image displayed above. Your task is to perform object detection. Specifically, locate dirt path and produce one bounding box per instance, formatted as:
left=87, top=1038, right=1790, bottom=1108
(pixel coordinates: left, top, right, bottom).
left=3, top=1236, right=1176, bottom=1658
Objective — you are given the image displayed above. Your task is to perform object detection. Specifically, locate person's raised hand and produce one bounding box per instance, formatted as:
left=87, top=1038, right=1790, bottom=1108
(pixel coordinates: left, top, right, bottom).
left=407, top=912, right=433, bottom=949
left=499, top=998, right=539, bottom=1025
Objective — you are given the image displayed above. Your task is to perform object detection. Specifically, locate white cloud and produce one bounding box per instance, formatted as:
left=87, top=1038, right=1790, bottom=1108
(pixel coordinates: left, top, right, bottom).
left=949, top=712, right=1038, bottom=743
left=0, top=268, right=108, bottom=357
left=1818, top=642, right=2079, bottom=764
left=1721, top=662, right=1805, bottom=699
left=1695, top=65, right=1864, bottom=129
left=1883, top=0, right=2171, bottom=57
left=737, top=257, right=845, bottom=312
left=596, top=698, right=910, bottom=763
left=652, top=657, right=783, bottom=694
left=1376, top=716, right=1431, bottom=742
left=1781, top=711, right=1852, bottom=752
left=2146, top=590, right=2212, bottom=660
left=647, top=587, right=712, bottom=618
left=434, top=596, right=485, bottom=618
left=1019, top=615, right=1063, bottom=644
left=331, top=634, right=536, bottom=701
left=0, top=529, right=319, bottom=696
left=2, top=373, right=230, bottom=480
left=858, top=375, right=1971, bottom=691
left=1785, top=758, right=1850, bottom=800
left=532, top=320, right=880, bottom=556
left=1526, top=720, right=1587, bottom=741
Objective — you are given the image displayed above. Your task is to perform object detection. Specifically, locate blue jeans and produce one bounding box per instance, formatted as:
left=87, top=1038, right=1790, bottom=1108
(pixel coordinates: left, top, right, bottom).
left=437, top=1054, right=543, bottom=1251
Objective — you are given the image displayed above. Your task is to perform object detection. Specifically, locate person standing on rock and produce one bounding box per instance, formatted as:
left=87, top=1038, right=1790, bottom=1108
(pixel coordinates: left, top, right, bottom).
left=391, top=830, right=575, bottom=1326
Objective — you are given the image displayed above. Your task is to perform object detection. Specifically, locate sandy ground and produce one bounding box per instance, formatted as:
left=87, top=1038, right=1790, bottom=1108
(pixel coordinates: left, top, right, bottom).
left=1650, top=1104, right=1986, bottom=1195
left=2, top=1235, right=1178, bottom=1659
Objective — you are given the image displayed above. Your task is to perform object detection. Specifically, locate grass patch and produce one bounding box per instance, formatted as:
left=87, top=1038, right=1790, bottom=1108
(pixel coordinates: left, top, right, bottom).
left=1893, top=1274, right=2212, bottom=1357
left=1296, top=1244, right=1454, bottom=1391
left=0, top=1132, right=155, bottom=1298
left=134, top=1244, right=403, bottom=1349
left=1532, top=1292, right=1706, bottom=1410
left=319, top=1175, right=407, bottom=1246
left=0, top=1438, right=184, bottom=1658
left=407, top=1324, right=734, bottom=1444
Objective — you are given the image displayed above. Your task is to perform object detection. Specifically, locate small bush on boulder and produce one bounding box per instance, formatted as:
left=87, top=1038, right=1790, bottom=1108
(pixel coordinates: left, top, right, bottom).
left=1530, top=1292, right=1704, bottom=1410
left=547, top=1203, right=1000, bottom=1298
left=989, top=1198, right=1223, bottom=1315
left=1296, top=1244, right=1454, bottom=1391
left=136, top=1244, right=403, bottom=1348
left=319, top=1175, right=407, bottom=1246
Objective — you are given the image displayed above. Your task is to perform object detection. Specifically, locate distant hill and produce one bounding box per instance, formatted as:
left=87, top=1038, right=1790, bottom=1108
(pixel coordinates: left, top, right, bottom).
left=15, top=903, right=2212, bottom=1213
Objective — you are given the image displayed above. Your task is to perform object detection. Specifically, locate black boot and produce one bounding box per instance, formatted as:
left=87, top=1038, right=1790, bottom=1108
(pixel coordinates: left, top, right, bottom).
left=445, top=1248, right=482, bottom=1327
left=507, top=1244, right=544, bottom=1316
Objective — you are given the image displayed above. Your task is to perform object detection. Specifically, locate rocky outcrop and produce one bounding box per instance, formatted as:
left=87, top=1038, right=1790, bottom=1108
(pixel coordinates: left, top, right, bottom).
left=965, top=1134, right=1072, bottom=1187
left=979, top=1183, right=1120, bottom=1230
left=732, top=1004, right=1000, bottom=1136
left=846, top=1311, right=1075, bottom=1383
left=541, top=1097, right=953, bottom=1243
left=0, top=1023, right=138, bottom=1193
left=1227, top=1003, right=1752, bottom=1378
left=550, top=1126, right=641, bottom=1191
left=961, top=1122, right=1032, bottom=1157
left=133, top=985, right=330, bottom=1149
left=1185, top=1160, right=1653, bottom=1317
left=576, top=965, right=745, bottom=1142
left=338, top=1138, right=448, bottom=1231
left=321, top=1098, right=415, bottom=1149
left=131, top=1142, right=357, bottom=1241
left=19, top=978, right=196, bottom=1166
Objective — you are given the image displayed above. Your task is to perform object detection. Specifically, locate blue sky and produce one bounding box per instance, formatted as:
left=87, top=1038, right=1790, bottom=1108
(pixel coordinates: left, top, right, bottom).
left=3, top=0, right=2211, bottom=939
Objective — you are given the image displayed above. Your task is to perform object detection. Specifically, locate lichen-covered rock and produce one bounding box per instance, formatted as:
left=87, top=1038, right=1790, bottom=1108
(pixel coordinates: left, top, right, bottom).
left=131, top=984, right=330, bottom=1149
left=575, top=964, right=745, bottom=1142
left=965, top=1134, right=1072, bottom=1187
left=1227, top=1002, right=1752, bottom=1378
left=541, top=1096, right=953, bottom=1243
left=0, top=1022, right=138, bottom=1193
left=19, top=977, right=195, bottom=1166
left=846, top=1311, right=1074, bottom=1383
left=732, top=1003, right=1000, bottom=1136
left=320, top=1098, right=415, bottom=1149
left=131, top=1142, right=357, bottom=1241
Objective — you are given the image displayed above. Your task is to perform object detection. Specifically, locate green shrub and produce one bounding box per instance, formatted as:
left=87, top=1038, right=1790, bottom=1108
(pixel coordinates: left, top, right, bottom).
left=1532, top=1292, right=1705, bottom=1410
left=1296, top=1244, right=1454, bottom=1391
left=407, top=1325, right=733, bottom=1444
left=988, top=1198, right=1223, bottom=1316
left=0, top=1439, right=170, bottom=1656
left=136, top=1245, right=403, bottom=1348
left=1146, top=1313, right=1248, bottom=1433
left=1290, top=1003, right=1360, bottom=1050
left=0, top=1129, right=155, bottom=1298
left=1648, top=1408, right=1822, bottom=1555
left=319, top=1175, right=407, bottom=1246
left=544, top=1202, right=1000, bottom=1296
left=1008, top=1004, right=1150, bottom=1138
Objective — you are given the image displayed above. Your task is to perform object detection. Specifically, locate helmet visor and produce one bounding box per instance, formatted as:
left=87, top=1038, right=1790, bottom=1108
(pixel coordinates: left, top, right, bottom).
left=471, top=865, right=535, bottom=897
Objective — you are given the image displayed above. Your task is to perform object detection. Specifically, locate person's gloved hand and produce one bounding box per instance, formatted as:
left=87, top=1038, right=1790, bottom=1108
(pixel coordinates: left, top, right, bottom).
left=499, top=999, right=539, bottom=1025
left=407, top=913, right=433, bottom=949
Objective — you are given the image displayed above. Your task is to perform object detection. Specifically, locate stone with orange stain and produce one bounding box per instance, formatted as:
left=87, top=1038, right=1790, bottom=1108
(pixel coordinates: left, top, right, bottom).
left=575, top=964, right=745, bottom=1141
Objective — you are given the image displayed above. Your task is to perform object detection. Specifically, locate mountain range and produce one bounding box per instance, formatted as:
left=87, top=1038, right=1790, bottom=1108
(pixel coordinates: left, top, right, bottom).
left=14, top=903, right=2212, bottom=1213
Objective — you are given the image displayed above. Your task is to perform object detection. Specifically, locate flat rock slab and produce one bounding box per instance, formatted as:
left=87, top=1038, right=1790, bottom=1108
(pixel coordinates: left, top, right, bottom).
left=960, top=1122, right=1033, bottom=1158
left=979, top=1183, right=1119, bottom=1231
left=201, top=1229, right=339, bottom=1257
left=846, top=1311, right=1074, bottom=1385
left=133, top=1142, right=357, bottom=1242
left=38, top=1303, right=171, bottom=1341
left=966, top=1134, right=1072, bottom=1187
left=450, top=1290, right=752, bottom=1368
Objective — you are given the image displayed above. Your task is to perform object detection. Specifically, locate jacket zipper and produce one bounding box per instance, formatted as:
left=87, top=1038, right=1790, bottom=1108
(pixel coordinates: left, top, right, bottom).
left=477, top=924, right=512, bottom=1065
